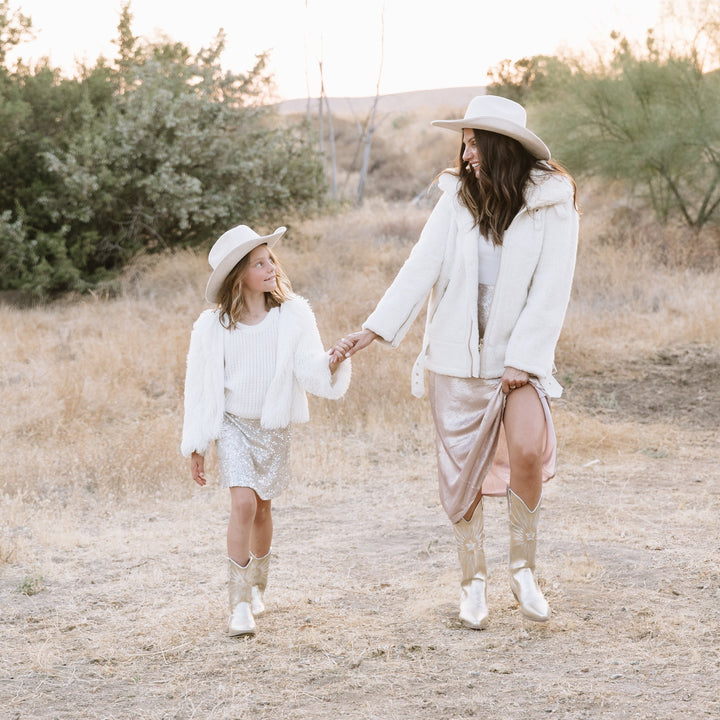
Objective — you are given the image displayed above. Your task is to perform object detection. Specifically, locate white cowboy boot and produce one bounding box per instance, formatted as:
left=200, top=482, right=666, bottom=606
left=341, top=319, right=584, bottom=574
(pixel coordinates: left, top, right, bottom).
left=507, top=488, right=550, bottom=622
left=453, top=500, right=489, bottom=629
left=227, top=557, right=256, bottom=636
left=250, top=550, right=271, bottom=616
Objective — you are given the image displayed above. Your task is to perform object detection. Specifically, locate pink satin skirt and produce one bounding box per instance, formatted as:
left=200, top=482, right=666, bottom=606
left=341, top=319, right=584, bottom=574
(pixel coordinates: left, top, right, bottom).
left=428, top=372, right=557, bottom=523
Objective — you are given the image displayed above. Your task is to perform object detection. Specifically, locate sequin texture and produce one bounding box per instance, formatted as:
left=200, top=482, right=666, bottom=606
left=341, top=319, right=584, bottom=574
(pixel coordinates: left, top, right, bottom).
left=216, top=413, right=291, bottom=498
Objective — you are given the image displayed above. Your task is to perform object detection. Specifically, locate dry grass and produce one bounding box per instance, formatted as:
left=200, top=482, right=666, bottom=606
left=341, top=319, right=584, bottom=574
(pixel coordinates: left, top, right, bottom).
left=2, top=117, right=720, bottom=719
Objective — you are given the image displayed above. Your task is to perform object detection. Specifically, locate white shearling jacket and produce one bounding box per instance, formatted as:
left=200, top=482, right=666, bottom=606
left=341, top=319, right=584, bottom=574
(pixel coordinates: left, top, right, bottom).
left=363, top=169, right=578, bottom=398
left=181, top=295, right=351, bottom=457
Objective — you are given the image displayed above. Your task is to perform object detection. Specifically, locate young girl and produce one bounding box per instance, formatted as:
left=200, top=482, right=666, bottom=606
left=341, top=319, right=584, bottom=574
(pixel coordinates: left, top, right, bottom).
left=181, top=224, right=351, bottom=637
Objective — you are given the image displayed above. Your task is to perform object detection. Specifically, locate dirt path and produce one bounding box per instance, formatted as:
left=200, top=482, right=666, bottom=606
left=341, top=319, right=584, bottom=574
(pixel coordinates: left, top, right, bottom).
left=561, top=343, right=720, bottom=431
left=2, top=353, right=719, bottom=719
left=3, top=449, right=719, bottom=718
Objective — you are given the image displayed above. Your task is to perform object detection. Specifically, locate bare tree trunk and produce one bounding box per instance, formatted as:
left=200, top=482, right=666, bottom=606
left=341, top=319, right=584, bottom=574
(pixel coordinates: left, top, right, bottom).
left=356, top=4, right=385, bottom=205
left=317, top=94, right=324, bottom=156
left=319, top=60, right=337, bottom=198
left=356, top=115, right=376, bottom=205
left=304, top=0, right=312, bottom=125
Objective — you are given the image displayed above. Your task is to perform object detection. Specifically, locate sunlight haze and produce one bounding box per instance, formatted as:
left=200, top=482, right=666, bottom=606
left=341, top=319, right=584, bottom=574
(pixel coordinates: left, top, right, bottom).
left=9, top=0, right=666, bottom=98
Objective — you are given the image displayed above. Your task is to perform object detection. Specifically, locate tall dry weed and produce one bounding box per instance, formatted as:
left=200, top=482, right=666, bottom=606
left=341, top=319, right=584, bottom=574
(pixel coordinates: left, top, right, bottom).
left=1, top=147, right=718, bottom=504
left=560, top=182, right=720, bottom=369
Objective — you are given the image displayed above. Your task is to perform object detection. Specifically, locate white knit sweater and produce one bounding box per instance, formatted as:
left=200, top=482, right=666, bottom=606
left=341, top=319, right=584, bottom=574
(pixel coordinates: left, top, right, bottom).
left=223, top=308, right=279, bottom=419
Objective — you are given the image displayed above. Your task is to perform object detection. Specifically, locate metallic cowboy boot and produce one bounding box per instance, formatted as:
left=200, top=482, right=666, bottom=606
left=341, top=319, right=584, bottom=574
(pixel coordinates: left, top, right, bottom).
left=507, top=488, right=550, bottom=622
left=227, top=557, right=256, bottom=636
left=250, top=549, right=271, bottom=617
left=453, top=500, right=489, bottom=629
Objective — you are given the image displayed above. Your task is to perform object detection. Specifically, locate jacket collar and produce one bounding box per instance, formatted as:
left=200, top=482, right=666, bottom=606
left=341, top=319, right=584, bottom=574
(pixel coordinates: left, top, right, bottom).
left=438, top=168, right=573, bottom=211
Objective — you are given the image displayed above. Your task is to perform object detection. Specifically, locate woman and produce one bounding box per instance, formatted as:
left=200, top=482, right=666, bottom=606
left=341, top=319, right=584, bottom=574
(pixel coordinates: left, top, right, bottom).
left=182, top=224, right=351, bottom=636
left=340, top=95, right=579, bottom=628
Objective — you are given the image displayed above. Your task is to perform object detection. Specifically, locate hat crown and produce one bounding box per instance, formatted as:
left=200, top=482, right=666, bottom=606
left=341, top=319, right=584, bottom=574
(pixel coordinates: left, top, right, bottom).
left=464, top=95, right=527, bottom=128
left=208, top=225, right=260, bottom=270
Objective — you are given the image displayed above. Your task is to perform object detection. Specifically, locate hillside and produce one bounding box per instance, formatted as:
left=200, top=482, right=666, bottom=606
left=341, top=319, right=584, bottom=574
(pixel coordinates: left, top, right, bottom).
left=276, top=85, right=486, bottom=116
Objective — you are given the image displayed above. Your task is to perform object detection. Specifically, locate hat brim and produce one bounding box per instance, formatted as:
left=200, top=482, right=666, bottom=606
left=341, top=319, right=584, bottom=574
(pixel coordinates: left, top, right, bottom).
left=431, top=116, right=550, bottom=160
left=205, top=226, right=286, bottom=303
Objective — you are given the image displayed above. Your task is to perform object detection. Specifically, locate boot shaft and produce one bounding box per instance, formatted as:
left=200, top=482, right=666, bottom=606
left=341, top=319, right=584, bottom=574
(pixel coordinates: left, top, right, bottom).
left=453, top=500, right=487, bottom=583
left=506, top=489, right=550, bottom=622
left=250, top=550, right=271, bottom=593
left=507, top=489, right=540, bottom=573
left=228, top=557, right=254, bottom=608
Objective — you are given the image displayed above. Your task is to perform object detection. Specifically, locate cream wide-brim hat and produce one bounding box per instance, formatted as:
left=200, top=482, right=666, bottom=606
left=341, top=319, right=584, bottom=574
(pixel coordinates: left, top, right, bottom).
left=431, top=95, right=550, bottom=160
left=205, top=224, right=286, bottom=303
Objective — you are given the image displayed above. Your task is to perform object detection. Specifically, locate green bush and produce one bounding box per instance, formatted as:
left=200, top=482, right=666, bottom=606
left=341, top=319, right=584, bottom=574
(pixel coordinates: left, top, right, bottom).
left=488, top=22, right=720, bottom=232
left=0, top=3, right=325, bottom=299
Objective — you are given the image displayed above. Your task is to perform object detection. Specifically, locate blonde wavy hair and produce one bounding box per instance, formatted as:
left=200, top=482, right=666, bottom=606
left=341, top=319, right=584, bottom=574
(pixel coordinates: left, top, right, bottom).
left=216, top=245, right=293, bottom=329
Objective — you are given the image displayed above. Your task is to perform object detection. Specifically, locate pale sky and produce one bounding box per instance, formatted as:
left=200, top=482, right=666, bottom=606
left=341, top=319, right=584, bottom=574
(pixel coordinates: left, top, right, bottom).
left=8, top=0, right=668, bottom=100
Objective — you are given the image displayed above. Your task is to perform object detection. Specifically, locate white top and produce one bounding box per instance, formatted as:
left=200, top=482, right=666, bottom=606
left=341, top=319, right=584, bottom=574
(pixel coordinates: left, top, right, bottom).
left=223, top=308, right=279, bottom=419
left=478, top=235, right=501, bottom=285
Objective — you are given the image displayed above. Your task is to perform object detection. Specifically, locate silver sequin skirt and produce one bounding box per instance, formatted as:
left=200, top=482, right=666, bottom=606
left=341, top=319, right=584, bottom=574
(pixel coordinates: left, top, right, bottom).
left=216, top=413, right=291, bottom=498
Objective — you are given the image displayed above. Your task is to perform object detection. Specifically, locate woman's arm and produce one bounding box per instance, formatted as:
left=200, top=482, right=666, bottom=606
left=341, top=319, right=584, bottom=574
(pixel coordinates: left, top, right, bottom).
left=504, top=197, right=579, bottom=377
left=361, top=193, right=453, bottom=347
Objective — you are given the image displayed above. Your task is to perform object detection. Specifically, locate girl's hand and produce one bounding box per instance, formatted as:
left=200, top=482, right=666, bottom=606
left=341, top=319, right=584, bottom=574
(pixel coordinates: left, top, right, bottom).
left=190, top=452, right=206, bottom=486
left=327, top=336, right=354, bottom=374
left=501, top=367, right=530, bottom=395
left=341, top=329, right=379, bottom=358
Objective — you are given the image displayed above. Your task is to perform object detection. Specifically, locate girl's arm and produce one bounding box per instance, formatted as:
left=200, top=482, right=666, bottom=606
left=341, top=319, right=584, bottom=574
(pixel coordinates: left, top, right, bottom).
left=181, top=310, right=224, bottom=458
left=291, top=299, right=352, bottom=398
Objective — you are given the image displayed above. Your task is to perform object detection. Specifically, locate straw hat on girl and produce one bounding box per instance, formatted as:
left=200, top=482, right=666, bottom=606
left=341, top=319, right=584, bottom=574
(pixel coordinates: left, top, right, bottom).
left=205, top=225, right=286, bottom=303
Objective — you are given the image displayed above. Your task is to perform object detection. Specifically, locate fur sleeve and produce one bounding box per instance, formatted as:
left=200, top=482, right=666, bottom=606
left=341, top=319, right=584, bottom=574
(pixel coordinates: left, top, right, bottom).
left=362, top=190, right=452, bottom=347
left=504, top=195, right=579, bottom=379
left=180, top=310, right=225, bottom=457
left=291, top=297, right=352, bottom=399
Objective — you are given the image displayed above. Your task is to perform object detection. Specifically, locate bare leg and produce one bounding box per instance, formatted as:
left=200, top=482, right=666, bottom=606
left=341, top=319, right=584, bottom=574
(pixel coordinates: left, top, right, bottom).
left=250, top=497, right=273, bottom=558
left=503, top=385, right=546, bottom=510
left=227, top=487, right=258, bottom=566
left=463, top=492, right=482, bottom=521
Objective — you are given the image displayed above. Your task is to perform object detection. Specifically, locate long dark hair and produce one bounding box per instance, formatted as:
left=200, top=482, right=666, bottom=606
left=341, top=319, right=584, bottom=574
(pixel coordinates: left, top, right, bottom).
left=216, top=245, right=293, bottom=330
left=455, top=129, right=577, bottom=246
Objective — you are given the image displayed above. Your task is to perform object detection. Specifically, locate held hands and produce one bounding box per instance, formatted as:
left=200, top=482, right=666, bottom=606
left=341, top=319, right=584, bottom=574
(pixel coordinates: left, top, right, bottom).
left=338, top=329, right=379, bottom=358
left=328, top=336, right=353, bottom=374
left=327, top=329, right=378, bottom=373
left=501, top=367, right=530, bottom=395
left=190, top=452, right=206, bottom=486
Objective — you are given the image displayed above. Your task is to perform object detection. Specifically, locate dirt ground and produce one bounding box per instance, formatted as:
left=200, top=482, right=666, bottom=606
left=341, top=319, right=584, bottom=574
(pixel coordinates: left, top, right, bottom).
left=562, top=343, right=720, bottom=432
left=2, top=347, right=719, bottom=720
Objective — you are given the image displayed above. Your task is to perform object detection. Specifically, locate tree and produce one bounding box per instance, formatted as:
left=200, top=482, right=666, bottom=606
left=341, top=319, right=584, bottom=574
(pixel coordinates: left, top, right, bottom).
left=0, top=0, right=32, bottom=66
left=543, top=31, right=720, bottom=229
left=486, top=55, right=574, bottom=104
left=487, top=7, right=720, bottom=231
left=0, top=3, right=325, bottom=298
left=356, top=2, right=386, bottom=205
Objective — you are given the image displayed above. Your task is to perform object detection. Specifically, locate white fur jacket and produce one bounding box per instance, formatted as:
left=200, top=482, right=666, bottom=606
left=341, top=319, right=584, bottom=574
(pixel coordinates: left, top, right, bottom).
left=363, top=169, right=579, bottom=398
left=181, top=295, right=351, bottom=457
